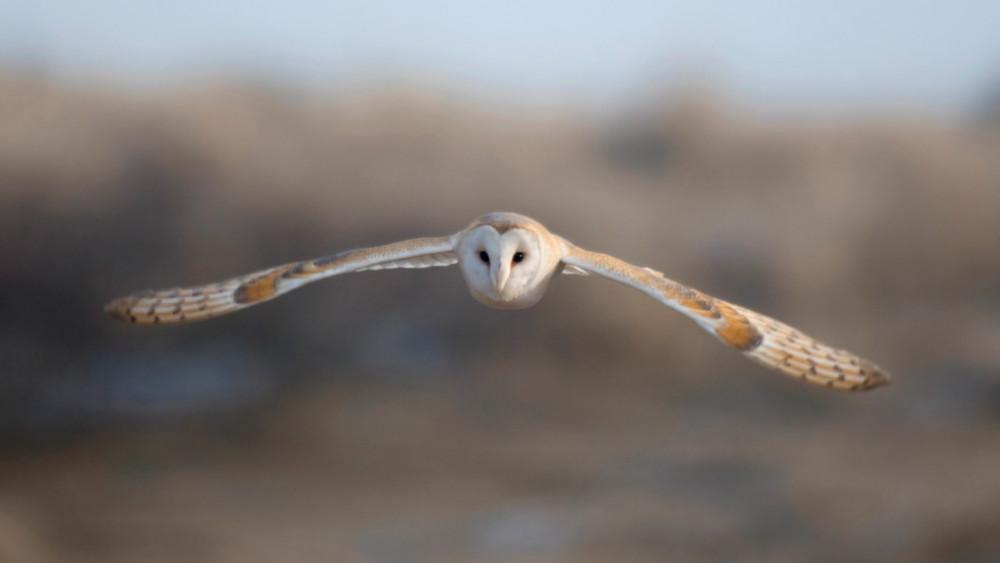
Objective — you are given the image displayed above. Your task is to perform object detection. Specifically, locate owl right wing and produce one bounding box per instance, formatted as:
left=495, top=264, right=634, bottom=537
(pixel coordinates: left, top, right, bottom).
left=561, top=243, right=891, bottom=391
left=105, top=236, right=457, bottom=325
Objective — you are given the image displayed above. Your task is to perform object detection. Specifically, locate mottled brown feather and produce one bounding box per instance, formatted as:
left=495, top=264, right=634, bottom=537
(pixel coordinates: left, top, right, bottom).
left=106, top=237, right=455, bottom=325
left=561, top=244, right=890, bottom=391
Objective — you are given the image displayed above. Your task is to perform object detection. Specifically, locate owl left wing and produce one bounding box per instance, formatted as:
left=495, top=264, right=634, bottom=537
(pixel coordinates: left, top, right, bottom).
left=561, top=243, right=890, bottom=391
left=106, top=236, right=457, bottom=325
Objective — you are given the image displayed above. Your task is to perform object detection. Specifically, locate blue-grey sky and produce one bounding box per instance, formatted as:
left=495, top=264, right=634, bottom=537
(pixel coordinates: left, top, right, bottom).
left=2, top=0, right=998, bottom=112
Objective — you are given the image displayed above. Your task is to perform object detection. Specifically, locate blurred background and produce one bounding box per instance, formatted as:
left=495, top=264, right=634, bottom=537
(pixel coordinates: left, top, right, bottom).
left=2, top=1, right=1000, bottom=561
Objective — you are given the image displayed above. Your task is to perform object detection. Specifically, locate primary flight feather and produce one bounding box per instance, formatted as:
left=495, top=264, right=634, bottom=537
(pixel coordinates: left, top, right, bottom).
left=106, top=212, right=891, bottom=391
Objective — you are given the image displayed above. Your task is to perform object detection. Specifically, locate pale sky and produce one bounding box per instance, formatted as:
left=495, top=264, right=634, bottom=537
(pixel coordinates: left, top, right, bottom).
left=2, top=0, right=998, bottom=112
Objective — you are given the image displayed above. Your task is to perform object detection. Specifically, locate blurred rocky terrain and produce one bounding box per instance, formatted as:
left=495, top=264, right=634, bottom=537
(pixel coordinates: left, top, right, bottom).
left=1, top=71, right=999, bottom=562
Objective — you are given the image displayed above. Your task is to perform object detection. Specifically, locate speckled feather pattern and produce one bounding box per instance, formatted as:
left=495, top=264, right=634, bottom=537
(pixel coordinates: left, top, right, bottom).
left=105, top=237, right=455, bottom=324
left=561, top=245, right=890, bottom=391
left=732, top=303, right=889, bottom=390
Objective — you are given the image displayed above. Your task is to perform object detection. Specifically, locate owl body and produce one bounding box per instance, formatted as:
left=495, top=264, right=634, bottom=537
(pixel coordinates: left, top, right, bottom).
left=106, top=211, right=891, bottom=392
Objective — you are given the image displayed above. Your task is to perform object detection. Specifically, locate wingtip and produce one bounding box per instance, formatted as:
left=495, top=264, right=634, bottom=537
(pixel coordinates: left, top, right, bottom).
left=104, top=291, right=151, bottom=323
left=857, top=362, right=893, bottom=391
left=104, top=296, right=133, bottom=322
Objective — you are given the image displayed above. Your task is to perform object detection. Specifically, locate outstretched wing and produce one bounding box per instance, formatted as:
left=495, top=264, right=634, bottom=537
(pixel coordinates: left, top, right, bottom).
left=561, top=244, right=890, bottom=391
left=106, top=236, right=457, bottom=325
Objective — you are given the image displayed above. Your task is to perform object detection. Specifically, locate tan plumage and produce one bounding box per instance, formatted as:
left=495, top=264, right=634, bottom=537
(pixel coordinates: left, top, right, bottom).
left=105, top=237, right=456, bottom=324
left=107, top=212, right=890, bottom=391
left=561, top=246, right=888, bottom=391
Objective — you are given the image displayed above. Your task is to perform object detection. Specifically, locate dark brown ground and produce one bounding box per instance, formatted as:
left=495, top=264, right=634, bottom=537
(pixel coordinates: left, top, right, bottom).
left=1, top=72, right=999, bottom=562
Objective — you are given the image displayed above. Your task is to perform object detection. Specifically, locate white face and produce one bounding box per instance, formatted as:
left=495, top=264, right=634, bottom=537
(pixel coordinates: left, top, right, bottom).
left=458, top=226, right=545, bottom=308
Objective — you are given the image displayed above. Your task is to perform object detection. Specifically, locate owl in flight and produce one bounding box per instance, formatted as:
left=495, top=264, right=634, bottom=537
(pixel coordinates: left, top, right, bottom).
left=107, top=212, right=890, bottom=391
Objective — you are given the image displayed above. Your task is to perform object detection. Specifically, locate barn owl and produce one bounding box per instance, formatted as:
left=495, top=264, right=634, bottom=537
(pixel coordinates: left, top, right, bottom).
left=106, top=212, right=890, bottom=391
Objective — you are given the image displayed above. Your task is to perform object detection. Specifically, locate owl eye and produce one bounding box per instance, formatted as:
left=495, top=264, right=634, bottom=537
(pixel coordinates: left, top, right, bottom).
left=512, top=252, right=525, bottom=264
left=479, top=251, right=490, bottom=264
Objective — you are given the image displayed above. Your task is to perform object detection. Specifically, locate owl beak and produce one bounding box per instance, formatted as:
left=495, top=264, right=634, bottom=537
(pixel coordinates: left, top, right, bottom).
left=491, top=262, right=511, bottom=293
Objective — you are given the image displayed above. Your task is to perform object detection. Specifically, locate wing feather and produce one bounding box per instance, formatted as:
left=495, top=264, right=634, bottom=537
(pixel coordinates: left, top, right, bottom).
left=561, top=243, right=890, bottom=391
left=106, top=236, right=456, bottom=325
